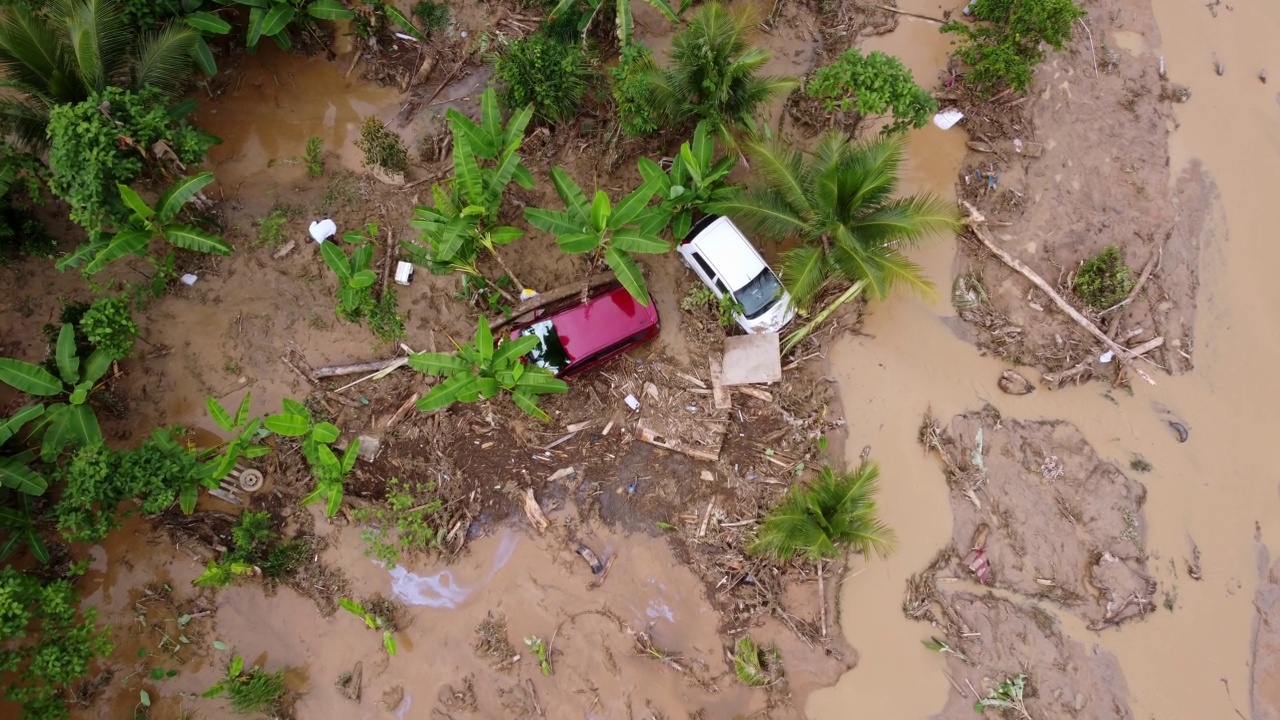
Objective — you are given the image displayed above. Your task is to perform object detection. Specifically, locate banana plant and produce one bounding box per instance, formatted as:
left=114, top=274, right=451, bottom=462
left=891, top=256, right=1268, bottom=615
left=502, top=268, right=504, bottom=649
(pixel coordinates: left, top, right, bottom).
left=408, top=316, right=568, bottom=421
left=0, top=495, right=48, bottom=563
left=263, top=397, right=340, bottom=465
left=636, top=120, right=740, bottom=241
left=550, top=0, right=682, bottom=47
left=182, top=2, right=234, bottom=75
left=202, top=394, right=270, bottom=485
left=0, top=325, right=111, bottom=463
left=404, top=88, right=533, bottom=281
left=320, top=225, right=378, bottom=322
left=234, top=0, right=355, bottom=51
left=83, top=173, right=232, bottom=275
left=524, top=168, right=670, bottom=305
left=303, top=439, right=359, bottom=518
left=0, top=406, right=47, bottom=495
left=338, top=598, right=397, bottom=656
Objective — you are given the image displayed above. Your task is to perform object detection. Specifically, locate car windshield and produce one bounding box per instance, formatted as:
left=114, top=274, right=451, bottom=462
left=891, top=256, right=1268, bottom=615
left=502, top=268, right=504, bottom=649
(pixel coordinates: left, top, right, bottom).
left=735, top=268, right=784, bottom=319
left=520, top=320, right=570, bottom=375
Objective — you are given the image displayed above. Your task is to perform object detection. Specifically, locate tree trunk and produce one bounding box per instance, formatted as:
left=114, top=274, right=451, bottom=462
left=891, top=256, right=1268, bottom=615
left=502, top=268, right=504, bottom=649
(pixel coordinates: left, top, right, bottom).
left=781, top=280, right=869, bottom=355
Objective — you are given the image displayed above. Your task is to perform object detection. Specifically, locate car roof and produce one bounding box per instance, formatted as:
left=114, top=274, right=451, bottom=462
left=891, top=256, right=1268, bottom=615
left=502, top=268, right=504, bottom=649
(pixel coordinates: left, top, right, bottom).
left=516, top=283, right=659, bottom=367
left=684, top=216, right=767, bottom=290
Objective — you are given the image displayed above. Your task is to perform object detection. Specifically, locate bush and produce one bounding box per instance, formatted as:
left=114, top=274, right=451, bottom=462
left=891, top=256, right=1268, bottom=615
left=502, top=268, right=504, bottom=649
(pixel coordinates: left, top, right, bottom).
left=610, top=45, right=659, bottom=137
left=80, top=297, right=139, bottom=360
left=1074, top=245, right=1134, bottom=310
left=807, top=49, right=937, bottom=134
left=0, top=206, right=56, bottom=259
left=411, top=0, right=450, bottom=31
left=194, top=510, right=307, bottom=587
left=203, top=655, right=288, bottom=715
left=942, top=0, right=1085, bottom=93
left=47, top=86, right=216, bottom=236
left=120, top=0, right=181, bottom=30
left=0, top=567, right=114, bottom=720
left=355, top=118, right=409, bottom=175
left=494, top=32, right=595, bottom=124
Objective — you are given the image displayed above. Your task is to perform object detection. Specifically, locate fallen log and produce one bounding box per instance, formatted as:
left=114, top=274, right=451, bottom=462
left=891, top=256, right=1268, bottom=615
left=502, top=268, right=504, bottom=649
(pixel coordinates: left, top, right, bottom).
left=313, top=358, right=403, bottom=379
left=961, top=202, right=1162, bottom=368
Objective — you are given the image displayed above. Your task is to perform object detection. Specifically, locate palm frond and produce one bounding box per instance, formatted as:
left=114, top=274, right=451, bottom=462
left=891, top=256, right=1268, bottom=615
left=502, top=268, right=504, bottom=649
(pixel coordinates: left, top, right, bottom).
left=742, top=139, right=812, bottom=222
left=828, top=225, right=889, bottom=299
left=59, top=0, right=129, bottom=93
left=838, top=135, right=904, bottom=218
left=848, top=193, right=961, bottom=248
left=864, top=248, right=935, bottom=300
left=778, top=245, right=828, bottom=308
left=133, top=24, right=198, bottom=97
left=0, top=96, right=52, bottom=150
left=0, top=6, right=80, bottom=104
left=750, top=462, right=896, bottom=563
left=707, top=186, right=811, bottom=241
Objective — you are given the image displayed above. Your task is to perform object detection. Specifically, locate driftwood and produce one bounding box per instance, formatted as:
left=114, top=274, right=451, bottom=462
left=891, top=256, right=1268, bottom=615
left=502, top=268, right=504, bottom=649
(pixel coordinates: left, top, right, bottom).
left=873, top=4, right=945, bottom=23
left=313, top=358, right=403, bottom=379
left=489, top=272, right=619, bottom=332
left=523, top=488, right=549, bottom=534
left=962, top=202, right=1163, bottom=373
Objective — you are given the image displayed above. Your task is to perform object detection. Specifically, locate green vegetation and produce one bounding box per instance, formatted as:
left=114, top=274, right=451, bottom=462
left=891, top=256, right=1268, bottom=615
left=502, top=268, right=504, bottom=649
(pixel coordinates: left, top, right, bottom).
left=710, top=133, right=960, bottom=313
left=264, top=396, right=356, bottom=518
left=494, top=31, right=595, bottom=125
left=47, top=87, right=218, bottom=242
left=1074, top=245, right=1134, bottom=311
left=750, top=462, right=896, bottom=562
left=975, top=673, right=1032, bottom=718
left=636, top=120, right=740, bottom=241
left=256, top=206, right=296, bottom=246
left=942, top=0, right=1084, bottom=93
left=355, top=117, right=409, bottom=175
left=408, top=316, right=568, bottom=421
left=524, top=635, right=552, bottom=675
left=524, top=167, right=670, bottom=305
left=610, top=45, right=659, bottom=137
left=0, top=566, right=114, bottom=720
left=638, top=1, right=796, bottom=140
left=338, top=597, right=398, bottom=656
left=304, top=136, right=325, bottom=177
left=80, top=297, right=139, bottom=360
left=202, top=654, right=288, bottom=715
left=548, top=0, right=679, bottom=47
left=353, top=477, right=444, bottom=566
left=230, top=0, right=354, bottom=50
left=681, top=285, right=743, bottom=329
left=405, top=88, right=533, bottom=286
left=731, top=635, right=781, bottom=687
left=411, top=0, right=450, bottom=31
left=0, top=204, right=56, bottom=260
left=0, top=0, right=201, bottom=149
left=320, top=223, right=406, bottom=342
left=807, top=49, right=937, bottom=134
left=195, top=510, right=306, bottom=587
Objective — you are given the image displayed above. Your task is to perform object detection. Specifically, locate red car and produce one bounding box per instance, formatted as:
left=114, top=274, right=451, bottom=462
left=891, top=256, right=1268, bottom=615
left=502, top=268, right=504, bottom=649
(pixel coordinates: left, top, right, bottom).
left=507, top=281, right=660, bottom=378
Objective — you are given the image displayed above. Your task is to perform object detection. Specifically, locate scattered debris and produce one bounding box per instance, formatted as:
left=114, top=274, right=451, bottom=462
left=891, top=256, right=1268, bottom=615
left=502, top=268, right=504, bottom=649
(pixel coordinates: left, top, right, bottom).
left=1215, top=59, right=1226, bottom=76
left=335, top=661, right=362, bottom=702
left=1187, top=538, right=1203, bottom=581
left=721, top=333, right=783, bottom=386
left=523, top=488, right=549, bottom=533
left=934, top=108, right=965, bottom=129
left=1168, top=421, right=1189, bottom=443
left=1261, top=68, right=1269, bottom=84
left=393, top=261, right=414, bottom=285
left=379, top=684, right=404, bottom=712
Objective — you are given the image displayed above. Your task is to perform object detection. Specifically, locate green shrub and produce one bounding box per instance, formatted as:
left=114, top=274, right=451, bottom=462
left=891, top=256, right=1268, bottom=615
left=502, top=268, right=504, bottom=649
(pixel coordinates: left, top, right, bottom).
left=203, top=655, right=288, bottom=715
left=411, top=0, right=449, bottom=31
left=355, top=118, right=409, bottom=175
left=47, top=86, right=216, bottom=236
left=194, top=510, right=307, bottom=587
left=1074, top=245, right=1134, bottom=310
left=0, top=567, right=114, bottom=720
left=807, top=49, right=937, bottom=133
left=80, top=297, right=139, bottom=360
left=942, top=0, right=1084, bottom=93
left=494, top=32, right=595, bottom=124
left=120, top=0, right=181, bottom=30
left=610, top=45, right=659, bottom=137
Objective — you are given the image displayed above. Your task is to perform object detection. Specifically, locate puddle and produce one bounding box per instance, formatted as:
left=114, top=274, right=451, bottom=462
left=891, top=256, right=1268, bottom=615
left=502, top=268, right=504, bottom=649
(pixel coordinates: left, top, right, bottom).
left=387, top=531, right=518, bottom=607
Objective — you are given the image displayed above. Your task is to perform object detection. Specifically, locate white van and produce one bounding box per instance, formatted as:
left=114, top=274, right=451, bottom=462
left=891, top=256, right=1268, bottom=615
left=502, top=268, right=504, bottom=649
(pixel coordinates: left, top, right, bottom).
left=677, top=215, right=797, bottom=334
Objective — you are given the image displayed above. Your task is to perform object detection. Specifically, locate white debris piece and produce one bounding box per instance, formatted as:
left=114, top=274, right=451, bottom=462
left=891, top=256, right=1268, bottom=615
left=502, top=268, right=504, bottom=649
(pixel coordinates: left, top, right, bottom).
left=394, top=261, right=414, bottom=286
left=309, top=218, right=337, bottom=243
left=933, top=108, right=965, bottom=130
left=180, top=273, right=199, bottom=286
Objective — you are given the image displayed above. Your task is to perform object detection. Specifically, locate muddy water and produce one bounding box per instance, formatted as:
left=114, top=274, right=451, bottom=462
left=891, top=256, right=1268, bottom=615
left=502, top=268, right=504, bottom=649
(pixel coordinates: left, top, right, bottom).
left=810, top=0, right=1280, bottom=718
left=196, top=46, right=401, bottom=183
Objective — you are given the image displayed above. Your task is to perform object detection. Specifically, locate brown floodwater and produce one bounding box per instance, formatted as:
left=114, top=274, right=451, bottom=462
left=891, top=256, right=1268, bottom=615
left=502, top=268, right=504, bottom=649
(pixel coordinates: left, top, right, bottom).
left=810, top=0, right=1280, bottom=718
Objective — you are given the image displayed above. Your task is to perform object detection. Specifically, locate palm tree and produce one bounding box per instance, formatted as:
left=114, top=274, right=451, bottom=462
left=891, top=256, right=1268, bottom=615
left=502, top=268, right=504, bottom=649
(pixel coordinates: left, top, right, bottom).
left=0, top=0, right=199, bottom=149
left=710, top=132, right=961, bottom=309
left=640, top=1, right=796, bottom=140
left=750, top=461, right=896, bottom=637
left=750, top=462, right=896, bottom=563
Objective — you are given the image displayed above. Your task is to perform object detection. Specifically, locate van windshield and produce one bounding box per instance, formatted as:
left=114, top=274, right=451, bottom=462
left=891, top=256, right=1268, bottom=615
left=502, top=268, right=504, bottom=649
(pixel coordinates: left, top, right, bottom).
left=736, top=269, right=784, bottom=319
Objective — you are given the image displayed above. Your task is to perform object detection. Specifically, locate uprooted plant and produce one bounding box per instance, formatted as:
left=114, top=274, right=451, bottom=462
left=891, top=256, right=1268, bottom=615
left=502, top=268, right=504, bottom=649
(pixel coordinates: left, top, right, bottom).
left=524, top=635, right=552, bottom=676
left=731, top=635, right=783, bottom=687
left=404, top=88, right=533, bottom=294
left=339, top=597, right=399, bottom=656
left=975, top=673, right=1034, bottom=719
left=524, top=167, right=670, bottom=305
left=408, top=316, right=568, bottom=421
left=1073, top=245, right=1135, bottom=311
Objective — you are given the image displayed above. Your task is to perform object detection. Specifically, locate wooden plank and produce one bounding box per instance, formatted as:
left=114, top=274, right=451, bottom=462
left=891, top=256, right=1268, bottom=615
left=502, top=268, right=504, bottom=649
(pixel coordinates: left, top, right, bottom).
left=709, top=355, right=731, bottom=410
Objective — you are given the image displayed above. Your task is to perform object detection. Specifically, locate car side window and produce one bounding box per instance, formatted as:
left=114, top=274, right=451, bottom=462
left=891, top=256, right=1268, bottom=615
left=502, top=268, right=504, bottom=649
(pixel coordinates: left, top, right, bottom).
left=691, top=252, right=716, bottom=281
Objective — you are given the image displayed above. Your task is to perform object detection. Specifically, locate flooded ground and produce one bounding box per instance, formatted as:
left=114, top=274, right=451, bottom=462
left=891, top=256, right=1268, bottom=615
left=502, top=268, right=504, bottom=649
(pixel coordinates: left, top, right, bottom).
left=809, top=0, right=1280, bottom=718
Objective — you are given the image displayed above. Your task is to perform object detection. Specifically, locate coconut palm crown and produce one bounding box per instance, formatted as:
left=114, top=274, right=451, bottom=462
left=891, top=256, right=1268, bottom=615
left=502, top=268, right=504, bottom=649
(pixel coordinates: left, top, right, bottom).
left=749, top=462, right=897, bottom=563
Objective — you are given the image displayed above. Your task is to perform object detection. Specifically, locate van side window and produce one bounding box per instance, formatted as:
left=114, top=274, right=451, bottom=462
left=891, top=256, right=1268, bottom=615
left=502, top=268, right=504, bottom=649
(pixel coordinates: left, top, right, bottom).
left=714, top=279, right=729, bottom=295
left=691, top=252, right=716, bottom=280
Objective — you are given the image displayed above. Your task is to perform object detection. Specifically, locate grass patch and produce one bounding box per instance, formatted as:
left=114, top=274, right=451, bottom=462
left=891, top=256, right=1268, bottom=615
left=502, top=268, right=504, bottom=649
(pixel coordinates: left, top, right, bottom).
left=1074, top=245, right=1135, bottom=311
